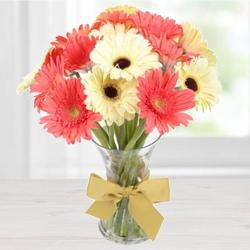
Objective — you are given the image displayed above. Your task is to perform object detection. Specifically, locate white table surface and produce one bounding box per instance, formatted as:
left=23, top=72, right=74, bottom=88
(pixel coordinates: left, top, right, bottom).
left=0, top=178, right=250, bottom=250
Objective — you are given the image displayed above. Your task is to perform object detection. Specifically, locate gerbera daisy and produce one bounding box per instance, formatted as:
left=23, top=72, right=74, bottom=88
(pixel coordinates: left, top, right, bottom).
left=178, top=23, right=216, bottom=66
left=16, top=50, right=52, bottom=94
left=129, top=10, right=183, bottom=41
left=84, top=66, right=138, bottom=126
left=40, top=77, right=101, bottom=144
left=92, top=5, right=137, bottom=30
left=177, top=57, right=221, bottom=111
left=106, top=5, right=137, bottom=14
left=44, top=47, right=64, bottom=65
left=50, top=24, right=96, bottom=72
left=149, top=36, right=184, bottom=68
left=89, top=23, right=137, bottom=39
left=63, top=34, right=96, bottom=72
left=138, top=69, right=195, bottom=134
left=30, top=56, right=65, bottom=111
left=16, top=64, right=41, bottom=94
left=90, top=32, right=161, bottom=81
left=51, top=24, right=92, bottom=49
left=129, top=11, right=184, bottom=68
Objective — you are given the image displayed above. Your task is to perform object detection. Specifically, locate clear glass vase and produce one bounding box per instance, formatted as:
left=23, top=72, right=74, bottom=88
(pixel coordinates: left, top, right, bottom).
left=94, top=136, right=160, bottom=244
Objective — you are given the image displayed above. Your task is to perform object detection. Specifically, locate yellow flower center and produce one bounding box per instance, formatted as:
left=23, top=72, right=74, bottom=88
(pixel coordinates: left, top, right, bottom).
left=113, top=57, right=131, bottom=69
left=69, top=106, right=80, bottom=118
left=152, top=98, right=166, bottom=113
left=185, top=77, right=199, bottom=92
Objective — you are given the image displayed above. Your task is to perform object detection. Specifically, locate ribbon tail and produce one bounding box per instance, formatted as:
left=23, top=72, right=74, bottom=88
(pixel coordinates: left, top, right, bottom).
left=86, top=200, right=117, bottom=220
left=128, top=194, right=164, bottom=240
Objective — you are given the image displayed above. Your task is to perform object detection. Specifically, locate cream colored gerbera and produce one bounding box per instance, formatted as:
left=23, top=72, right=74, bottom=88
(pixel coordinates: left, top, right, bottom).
left=90, top=32, right=162, bottom=81
left=83, top=66, right=138, bottom=126
left=89, top=23, right=137, bottom=38
left=105, top=5, right=137, bottom=14
left=177, top=57, right=221, bottom=111
left=179, top=22, right=216, bottom=66
left=16, top=64, right=40, bottom=94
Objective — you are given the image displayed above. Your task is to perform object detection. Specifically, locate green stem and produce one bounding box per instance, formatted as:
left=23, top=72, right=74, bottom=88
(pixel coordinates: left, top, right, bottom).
left=113, top=153, right=139, bottom=237
left=125, top=120, right=129, bottom=145
left=114, top=124, right=121, bottom=149
left=134, top=224, right=141, bottom=237
left=105, top=151, right=147, bottom=239
left=126, top=118, right=135, bottom=143
left=108, top=123, right=117, bottom=149
left=104, top=121, right=109, bottom=135
left=135, top=131, right=149, bottom=148
left=125, top=119, right=145, bottom=150
left=114, top=198, right=128, bottom=235
left=120, top=123, right=126, bottom=150
left=92, top=123, right=110, bottom=148
left=131, top=113, right=139, bottom=136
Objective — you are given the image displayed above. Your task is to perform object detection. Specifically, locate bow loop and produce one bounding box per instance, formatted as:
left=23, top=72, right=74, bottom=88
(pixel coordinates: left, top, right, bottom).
left=86, top=173, right=170, bottom=240
left=138, top=178, right=170, bottom=203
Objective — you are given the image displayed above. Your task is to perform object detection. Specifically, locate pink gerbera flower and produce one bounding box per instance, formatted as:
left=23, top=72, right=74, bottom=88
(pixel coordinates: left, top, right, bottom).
left=40, top=77, right=101, bottom=144
left=51, top=25, right=96, bottom=72
left=129, top=11, right=183, bottom=40
left=149, top=36, right=184, bottom=68
left=137, top=69, right=195, bottom=134
left=30, top=56, right=64, bottom=111
left=129, top=11, right=184, bottom=67
left=44, top=47, right=64, bottom=65
left=51, top=35, right=68, bottom=50
left=51, top=24, right=91, bottom=49
left=62, top=34, right=96, bottom=72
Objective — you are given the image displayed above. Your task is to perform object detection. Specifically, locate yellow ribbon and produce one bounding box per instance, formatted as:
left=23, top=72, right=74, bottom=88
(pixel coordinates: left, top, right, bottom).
left=86, top=173, right=170, bottom=240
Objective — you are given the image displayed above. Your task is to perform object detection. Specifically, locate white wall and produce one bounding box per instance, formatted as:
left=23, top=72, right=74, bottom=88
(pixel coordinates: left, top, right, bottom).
left=1, top=0, right=250, bottom=179
left=0, top=1, right=30, bottom=178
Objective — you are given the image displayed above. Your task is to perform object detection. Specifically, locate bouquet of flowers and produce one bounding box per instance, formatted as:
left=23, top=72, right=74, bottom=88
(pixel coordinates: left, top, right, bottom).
left=17, top=5, right=221, bottom=244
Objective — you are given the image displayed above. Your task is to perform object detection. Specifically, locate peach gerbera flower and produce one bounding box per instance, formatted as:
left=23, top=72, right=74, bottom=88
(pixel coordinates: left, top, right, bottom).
left=106, top=5, right=137, bottom=14
left=92, top=5, right=137, bottom=30
left=30, top=56, right=64, bottom=111
left=137, top=69, right=195, bottom=134
left=40, top=77, right=100, bottom=144
left=178, top=23, right=216, bottom=66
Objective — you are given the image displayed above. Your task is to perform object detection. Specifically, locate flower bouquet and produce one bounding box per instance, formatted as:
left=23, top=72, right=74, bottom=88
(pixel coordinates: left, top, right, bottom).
left=17, top=5, right=221, bottom=244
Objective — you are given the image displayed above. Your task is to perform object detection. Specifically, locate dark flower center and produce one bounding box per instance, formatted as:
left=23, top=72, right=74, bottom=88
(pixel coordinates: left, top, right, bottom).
left=104, top=85, right=118, bottom=98
left=113, top=57, right=131, bottom=69
left=185, top=77, right=198, bottom=92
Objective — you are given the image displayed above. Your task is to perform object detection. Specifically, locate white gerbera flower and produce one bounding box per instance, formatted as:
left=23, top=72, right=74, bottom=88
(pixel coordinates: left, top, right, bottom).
left=16, top=64, right=40, bottom=94
left=90, top=32, right=161, bottom=81
left=177, top=57, right=222, bottom=111
left=84, top=66, right=138, bottom=126
left=89, top=23, right=137, bottom=38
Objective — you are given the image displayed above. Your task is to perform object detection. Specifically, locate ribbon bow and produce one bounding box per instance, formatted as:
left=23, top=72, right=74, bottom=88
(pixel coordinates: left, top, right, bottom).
left=86, top=174, right=170, bottom=240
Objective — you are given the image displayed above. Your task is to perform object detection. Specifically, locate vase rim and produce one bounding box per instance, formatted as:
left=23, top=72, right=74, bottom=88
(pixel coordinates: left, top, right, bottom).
left=92, top=134, right=161, bottom=152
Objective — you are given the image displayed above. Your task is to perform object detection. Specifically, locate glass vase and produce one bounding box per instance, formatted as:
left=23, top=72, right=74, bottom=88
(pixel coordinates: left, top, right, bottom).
left=94, top=137, right=159, bottom=244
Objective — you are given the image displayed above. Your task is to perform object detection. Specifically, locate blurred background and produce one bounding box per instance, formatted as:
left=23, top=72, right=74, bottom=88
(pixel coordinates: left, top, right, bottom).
left=0, top=0, right=249, bottom=179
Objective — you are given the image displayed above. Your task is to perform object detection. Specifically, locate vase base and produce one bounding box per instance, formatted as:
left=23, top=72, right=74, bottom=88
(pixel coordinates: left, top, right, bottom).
left=98, top=221, right=148, bottom=245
